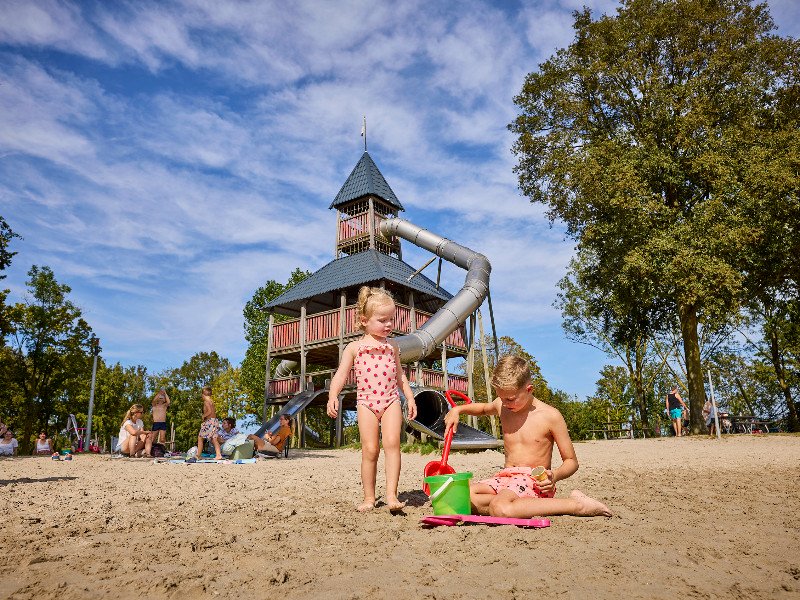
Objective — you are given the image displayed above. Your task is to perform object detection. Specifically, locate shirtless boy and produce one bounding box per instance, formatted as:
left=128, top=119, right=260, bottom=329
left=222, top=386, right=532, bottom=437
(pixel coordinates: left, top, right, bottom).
left=444, top=355, right=611, bottom=518
left=151, top=388, right=170, bottom=444
left=197, top=386, right=222, bottom=460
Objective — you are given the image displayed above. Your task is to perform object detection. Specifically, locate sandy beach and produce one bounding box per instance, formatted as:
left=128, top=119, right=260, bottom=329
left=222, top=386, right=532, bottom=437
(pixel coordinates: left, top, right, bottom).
left=1, top=434, right=799, bottom=599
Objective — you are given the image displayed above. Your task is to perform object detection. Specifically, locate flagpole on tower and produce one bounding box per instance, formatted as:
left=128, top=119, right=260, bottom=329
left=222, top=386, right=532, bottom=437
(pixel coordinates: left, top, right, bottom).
left=361, top=115, right=367, bottom=151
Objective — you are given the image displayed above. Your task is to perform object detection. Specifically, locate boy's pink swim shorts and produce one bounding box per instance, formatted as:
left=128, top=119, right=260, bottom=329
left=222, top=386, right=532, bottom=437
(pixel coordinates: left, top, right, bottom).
left=477, top=467, right=556, bottom=499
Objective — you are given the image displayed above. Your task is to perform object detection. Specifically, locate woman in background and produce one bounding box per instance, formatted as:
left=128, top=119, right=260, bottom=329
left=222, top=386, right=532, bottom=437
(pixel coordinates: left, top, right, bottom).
left=32, top=431, right=55, bottom=455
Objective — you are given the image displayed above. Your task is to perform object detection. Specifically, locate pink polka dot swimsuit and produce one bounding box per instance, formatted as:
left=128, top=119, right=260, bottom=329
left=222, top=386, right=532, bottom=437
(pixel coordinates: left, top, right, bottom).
left=355, top=340, right=399, bottom=420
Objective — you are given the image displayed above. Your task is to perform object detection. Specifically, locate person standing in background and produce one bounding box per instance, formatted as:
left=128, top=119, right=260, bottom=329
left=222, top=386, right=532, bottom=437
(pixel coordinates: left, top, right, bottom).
left=666, top=386, right=689, bottom=437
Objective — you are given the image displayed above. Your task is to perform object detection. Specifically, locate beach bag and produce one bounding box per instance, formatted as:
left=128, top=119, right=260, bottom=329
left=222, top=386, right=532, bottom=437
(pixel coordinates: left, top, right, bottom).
left=222, top=432, right=249, bottom=455
left=231, top=440, right=254, bottom=460
left=151, top=443, right=166, bottom=458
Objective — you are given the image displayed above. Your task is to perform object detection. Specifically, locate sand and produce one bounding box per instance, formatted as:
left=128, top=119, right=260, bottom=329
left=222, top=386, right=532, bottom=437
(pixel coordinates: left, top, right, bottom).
left=1, top=434, right=799, bottom=599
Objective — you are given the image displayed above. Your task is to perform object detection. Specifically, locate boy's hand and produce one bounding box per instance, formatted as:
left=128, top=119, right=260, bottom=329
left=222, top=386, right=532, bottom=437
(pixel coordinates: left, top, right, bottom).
left=406, top=399, right=417, bottom=420
left=326, top=396, right=338, bottom=419
left=534, top=469, right=556, bottom=494
left=444, top=407, right=460, bottom=434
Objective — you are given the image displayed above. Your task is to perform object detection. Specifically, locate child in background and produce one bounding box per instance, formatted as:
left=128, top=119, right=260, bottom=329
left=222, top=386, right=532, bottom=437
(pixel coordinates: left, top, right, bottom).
left=197, top=386, right=222, bottom=460
left=327, top=286, right=417, bottom=512
left=444, top=355, right=611, bottom=518
left=248, top=414, right=292, bottom=455
left=151, top=388, right=170, bottom=445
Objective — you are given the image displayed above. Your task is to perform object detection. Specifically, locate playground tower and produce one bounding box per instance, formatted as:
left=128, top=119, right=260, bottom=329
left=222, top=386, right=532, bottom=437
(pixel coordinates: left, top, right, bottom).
left=262, top=151, right=472, bottom=446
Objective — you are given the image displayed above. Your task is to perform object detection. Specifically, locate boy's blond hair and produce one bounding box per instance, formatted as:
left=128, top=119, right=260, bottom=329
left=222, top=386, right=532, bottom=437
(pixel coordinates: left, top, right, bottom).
left=491, top=355, right=531, bottom=390
left=356, top=286, right=395, bottom=332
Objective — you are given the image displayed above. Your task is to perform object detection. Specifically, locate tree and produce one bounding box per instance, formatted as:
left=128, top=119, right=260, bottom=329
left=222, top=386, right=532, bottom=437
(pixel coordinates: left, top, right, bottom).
left=0, top=216, right=20, bottom=280
left=510, top=0, right=798, bottom=433
left=737, top=304, right=799, bottom=427
left=240, top=268, right=311, bottom=414
left=3, top=266, right=93, bottom=452
left=557, top=251, right=670, bottom=435
left=0, top=216, right=21, bottom=343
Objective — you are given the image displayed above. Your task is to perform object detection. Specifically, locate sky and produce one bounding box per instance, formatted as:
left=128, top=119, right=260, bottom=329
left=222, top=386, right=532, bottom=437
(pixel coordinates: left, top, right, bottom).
left=2, top=0, right=798, bottom=401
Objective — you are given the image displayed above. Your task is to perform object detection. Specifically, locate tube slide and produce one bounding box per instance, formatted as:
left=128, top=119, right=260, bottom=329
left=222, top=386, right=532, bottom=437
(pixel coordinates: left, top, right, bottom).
left=378, top=218, right=490, bottom=362
left=405, top=388, right=502, bottom=450
left=271, top=218, right=499, bottom=448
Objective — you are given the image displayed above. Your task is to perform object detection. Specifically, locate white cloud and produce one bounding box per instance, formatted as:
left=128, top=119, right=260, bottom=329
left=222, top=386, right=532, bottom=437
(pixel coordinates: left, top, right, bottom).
left=0, top=0, right=109, bottom=61
left=2, top=0, right=796, bottom=401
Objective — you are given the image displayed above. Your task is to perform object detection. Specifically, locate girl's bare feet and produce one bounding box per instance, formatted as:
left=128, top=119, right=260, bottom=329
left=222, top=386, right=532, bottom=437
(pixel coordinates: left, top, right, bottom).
left=386, top=498, right=406, bottom=512
left=570, top=490, right=612, bottom=517
left=356, top=500, right=376, bottom=512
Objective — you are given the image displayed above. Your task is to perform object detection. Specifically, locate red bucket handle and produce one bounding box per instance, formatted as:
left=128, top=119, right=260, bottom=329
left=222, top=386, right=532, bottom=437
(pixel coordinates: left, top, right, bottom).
left=445, top=389, right=473, bottom=408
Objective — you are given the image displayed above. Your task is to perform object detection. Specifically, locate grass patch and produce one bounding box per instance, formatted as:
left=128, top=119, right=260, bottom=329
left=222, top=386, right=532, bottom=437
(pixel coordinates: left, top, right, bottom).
left=401, top=441, right=440, bottom=455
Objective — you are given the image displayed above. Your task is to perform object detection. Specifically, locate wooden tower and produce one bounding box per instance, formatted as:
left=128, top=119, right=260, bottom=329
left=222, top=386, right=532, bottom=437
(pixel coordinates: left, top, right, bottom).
left=262, top=151, right=469, bottom=446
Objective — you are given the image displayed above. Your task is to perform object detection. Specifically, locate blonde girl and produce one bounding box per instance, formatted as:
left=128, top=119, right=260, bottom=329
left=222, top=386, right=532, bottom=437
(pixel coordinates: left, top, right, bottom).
left=116, top=403, right=154, bottom=457
left=327, top=286, right=417, bottom=512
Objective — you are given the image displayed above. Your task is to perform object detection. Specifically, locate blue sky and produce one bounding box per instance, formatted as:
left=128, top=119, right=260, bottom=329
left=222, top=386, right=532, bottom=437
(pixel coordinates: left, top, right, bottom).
left=2, top=0, right=798, bottom=401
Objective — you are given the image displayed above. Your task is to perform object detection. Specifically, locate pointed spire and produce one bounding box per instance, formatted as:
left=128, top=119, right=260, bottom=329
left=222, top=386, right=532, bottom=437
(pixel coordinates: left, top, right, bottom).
left=329, top=152, right=403, bottom=210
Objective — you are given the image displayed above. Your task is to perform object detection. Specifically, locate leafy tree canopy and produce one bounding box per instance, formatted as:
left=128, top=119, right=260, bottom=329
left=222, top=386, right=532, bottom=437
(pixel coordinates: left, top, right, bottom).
left=510, top=0, right=799, bottom=431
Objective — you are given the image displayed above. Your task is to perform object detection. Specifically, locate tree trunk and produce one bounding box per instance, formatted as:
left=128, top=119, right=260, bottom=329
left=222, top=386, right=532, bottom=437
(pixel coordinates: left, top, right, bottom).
left=767, top=327, right=799, bottom=432
left=633, top=378, right=650, bottom=437
left=631, top=343, right=651, bottom=437
left=677, top=303, right=706, bottom=434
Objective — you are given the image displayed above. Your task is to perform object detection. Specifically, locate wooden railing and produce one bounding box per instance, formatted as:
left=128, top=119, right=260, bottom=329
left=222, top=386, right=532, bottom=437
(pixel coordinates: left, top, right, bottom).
left=272, top=303, right=467, bottom=351
left=269, top=369, right=468, bottom=398
left=339, top=211, right=386, bottom=244
left=408, top=368, right=469, bottom=392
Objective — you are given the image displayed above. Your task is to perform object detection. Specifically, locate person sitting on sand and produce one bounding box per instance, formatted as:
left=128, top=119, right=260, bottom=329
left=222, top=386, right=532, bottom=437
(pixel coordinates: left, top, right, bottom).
left=0, top=429, right=19, bottom=456
left=216, top=417, right=239, bottom=444
left=32, top=430, right=55, bottom=455
left=197, top=386, right=222, bottom=460
left=116, top=404, right=154, bottom=457
left=444, top=355, right=612, bottom=518
left=248, top=414, right=292, bottom=455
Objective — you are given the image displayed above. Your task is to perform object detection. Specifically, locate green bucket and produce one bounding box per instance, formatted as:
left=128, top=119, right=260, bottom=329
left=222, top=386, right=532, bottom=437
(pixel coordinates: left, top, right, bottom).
left=425, top=472, right=473, bottom=515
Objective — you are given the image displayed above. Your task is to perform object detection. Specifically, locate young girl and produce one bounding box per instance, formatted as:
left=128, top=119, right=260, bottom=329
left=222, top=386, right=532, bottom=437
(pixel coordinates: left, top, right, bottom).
left=327, top=286, right=417, bottom=512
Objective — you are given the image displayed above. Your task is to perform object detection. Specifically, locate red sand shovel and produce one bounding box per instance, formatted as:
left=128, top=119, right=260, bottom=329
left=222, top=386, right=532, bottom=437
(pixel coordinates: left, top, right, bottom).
left=422, top=390, right=472, bottom=495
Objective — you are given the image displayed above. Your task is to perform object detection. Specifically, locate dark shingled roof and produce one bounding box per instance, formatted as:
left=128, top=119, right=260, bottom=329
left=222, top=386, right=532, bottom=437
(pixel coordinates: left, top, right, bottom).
left=329, top=152, right=404, bottom=210
left=265, top=250, right=450, bottom=316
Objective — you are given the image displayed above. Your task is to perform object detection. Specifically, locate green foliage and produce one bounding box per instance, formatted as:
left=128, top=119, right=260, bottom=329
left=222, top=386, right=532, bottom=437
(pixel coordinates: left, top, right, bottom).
left=240, top=268, right=312, bottom=414
left=510, top=0, right=799, bottom=432
left=401, top=440, right=442, bottom=455
left=2, top=266, right=93, bottom=452
left=0, top=216, right=20, bottom=280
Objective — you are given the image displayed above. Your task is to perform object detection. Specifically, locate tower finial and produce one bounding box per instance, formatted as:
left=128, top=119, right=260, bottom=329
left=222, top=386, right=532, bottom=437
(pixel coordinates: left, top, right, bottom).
left=361, top=115, right=367, bottom=151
